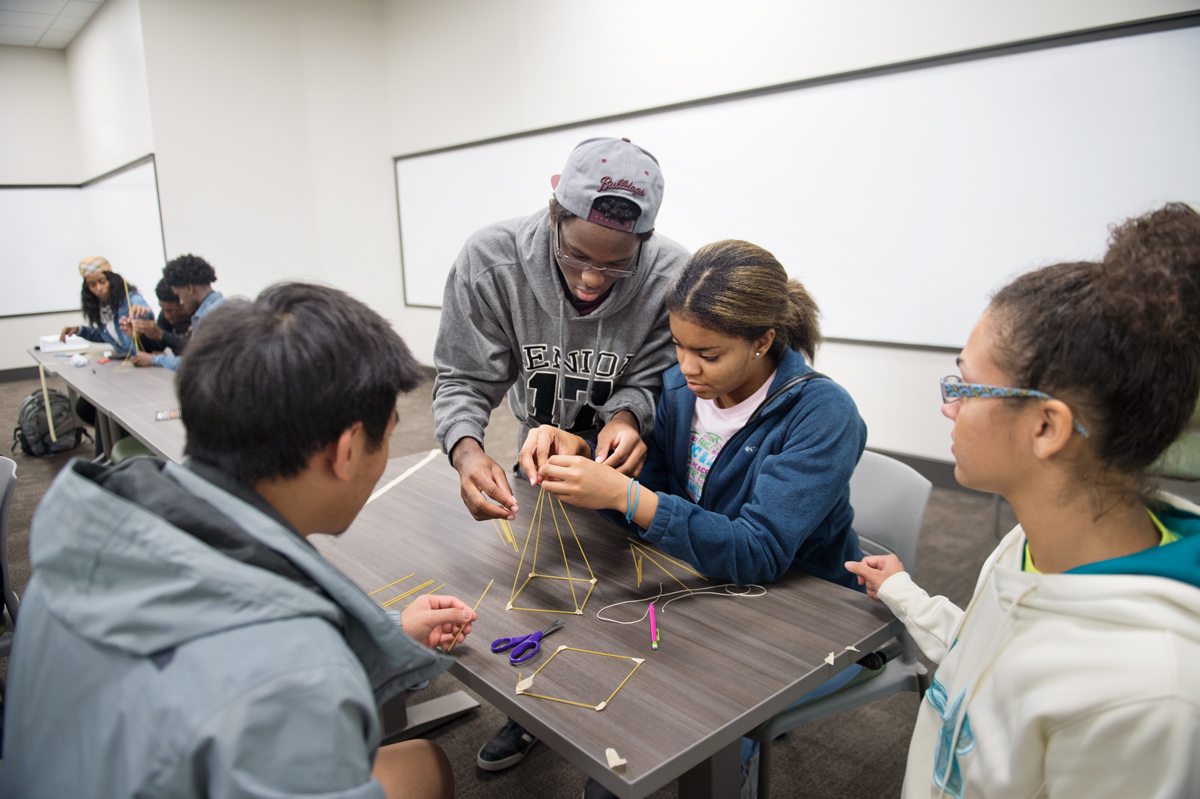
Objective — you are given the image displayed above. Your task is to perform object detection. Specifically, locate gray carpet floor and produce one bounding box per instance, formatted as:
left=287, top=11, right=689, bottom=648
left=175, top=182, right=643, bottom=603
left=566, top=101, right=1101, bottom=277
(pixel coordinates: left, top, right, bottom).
left=0, top=374, right=1016, bottom=798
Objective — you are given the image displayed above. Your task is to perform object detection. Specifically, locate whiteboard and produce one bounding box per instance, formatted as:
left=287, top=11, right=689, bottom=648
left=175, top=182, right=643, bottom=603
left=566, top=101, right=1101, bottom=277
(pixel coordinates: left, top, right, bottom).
left=395, top=24, right=1200, bottom=349
left=0, top=158, right=167, bottom=318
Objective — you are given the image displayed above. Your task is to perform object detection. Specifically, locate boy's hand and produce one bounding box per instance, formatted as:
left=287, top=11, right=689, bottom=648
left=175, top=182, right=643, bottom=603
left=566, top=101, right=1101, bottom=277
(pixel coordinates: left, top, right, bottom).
left=844, top=555, right=906, bottom=601
left=594, top=411, right=647, bottom=476
left=131, top=352, right=154, bottom=367
left=401, top=594, right=477, bottom=651
left=519, top=425, right=591, bottom=485
left=130, top=319, right=164, bottom=340
left=450, top=438, right=518, bottom=521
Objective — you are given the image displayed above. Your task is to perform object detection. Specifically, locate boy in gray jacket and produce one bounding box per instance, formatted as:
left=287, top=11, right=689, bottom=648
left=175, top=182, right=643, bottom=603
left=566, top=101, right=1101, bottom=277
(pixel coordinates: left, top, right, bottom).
left=433, top=137, right=688, bottom=525
left=432, top=138, right=688, bottom=772
left=1, top=284, right=475, bottom=799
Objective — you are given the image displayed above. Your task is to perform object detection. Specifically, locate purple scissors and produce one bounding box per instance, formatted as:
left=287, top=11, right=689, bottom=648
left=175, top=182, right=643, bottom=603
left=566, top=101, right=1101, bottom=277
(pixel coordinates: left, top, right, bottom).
left=490, top=620, right=565, bottom=665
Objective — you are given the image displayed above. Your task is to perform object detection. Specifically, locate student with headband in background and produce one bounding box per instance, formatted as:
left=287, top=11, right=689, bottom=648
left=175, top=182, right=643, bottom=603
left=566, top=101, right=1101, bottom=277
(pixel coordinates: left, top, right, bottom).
left=59, top=256, right=154, bottom=454
left=847, top=204, right=1200, bottom=799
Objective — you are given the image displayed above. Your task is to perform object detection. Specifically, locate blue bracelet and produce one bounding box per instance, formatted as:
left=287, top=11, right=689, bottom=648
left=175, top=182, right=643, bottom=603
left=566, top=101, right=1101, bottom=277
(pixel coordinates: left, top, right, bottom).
left=626, top=479, right=640, bottom=524
left=625, top=478, right=635, bottom=523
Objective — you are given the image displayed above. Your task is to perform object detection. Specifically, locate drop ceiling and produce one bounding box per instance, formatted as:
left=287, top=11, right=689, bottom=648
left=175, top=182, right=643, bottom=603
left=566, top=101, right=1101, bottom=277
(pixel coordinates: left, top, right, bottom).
left=0, top=0, right=103, bottom=49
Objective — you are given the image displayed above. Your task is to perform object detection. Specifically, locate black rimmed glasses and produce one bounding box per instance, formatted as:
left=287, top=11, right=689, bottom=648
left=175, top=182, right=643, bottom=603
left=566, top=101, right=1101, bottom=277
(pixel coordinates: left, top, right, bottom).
left=554, top=221, right=642, bottom=278
left=940, top=375, right=1089, bottom=437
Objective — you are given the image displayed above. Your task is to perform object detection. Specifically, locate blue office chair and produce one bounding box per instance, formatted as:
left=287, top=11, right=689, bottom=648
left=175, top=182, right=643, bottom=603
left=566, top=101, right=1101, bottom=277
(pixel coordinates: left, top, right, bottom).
left=747, top=450, right=932, bottom=799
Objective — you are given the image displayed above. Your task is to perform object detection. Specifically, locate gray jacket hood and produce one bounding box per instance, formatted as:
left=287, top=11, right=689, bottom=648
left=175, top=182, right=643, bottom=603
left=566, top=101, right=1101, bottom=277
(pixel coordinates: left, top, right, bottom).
left=31, top=458, right=450, bottom=702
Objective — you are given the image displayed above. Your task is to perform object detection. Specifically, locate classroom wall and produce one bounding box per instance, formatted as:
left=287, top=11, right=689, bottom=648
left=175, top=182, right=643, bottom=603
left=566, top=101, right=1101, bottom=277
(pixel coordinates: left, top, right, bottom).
left=0, top=46, right=82, bottom=373
left=380, top=0, right=1199, bottom=462
left=136, top=0, right=402, bottom=321
left=0, top=46, right=80, bottom=184
left=4, top=0, right=1195, bottom=460
left=65, top=0, right=154, bottom=180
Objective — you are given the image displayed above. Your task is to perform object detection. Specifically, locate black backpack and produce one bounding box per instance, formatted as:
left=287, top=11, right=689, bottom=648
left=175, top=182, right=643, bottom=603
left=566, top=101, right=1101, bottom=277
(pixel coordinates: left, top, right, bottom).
left=11, top=389, right=89, bottom=458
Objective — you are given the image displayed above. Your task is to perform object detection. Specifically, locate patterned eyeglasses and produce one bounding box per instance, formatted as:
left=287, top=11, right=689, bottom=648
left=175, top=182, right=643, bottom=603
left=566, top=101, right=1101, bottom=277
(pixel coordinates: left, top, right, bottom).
left=554, top=222, right=642, bottom=278
left=940, top=375, right=1089, bottom=437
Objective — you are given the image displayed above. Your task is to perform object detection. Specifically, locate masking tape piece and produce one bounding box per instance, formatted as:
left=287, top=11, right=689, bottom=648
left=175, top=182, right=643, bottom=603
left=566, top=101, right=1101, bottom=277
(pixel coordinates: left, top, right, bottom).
left=516, top=676, right=534, bottom=693
left=595, top=701, right=607, bottom=711
left=606, top=748, right=627, bottom=768
left=824, top=652, right=836, bottom=666
left=844, top=645, right=860, bottom=652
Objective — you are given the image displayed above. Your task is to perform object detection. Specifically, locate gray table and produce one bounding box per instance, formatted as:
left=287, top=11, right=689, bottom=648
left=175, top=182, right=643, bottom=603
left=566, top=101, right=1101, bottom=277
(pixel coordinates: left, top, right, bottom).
left=313, top=452, right=902, bottom=799
left=28, top=345, right=185, bottom=463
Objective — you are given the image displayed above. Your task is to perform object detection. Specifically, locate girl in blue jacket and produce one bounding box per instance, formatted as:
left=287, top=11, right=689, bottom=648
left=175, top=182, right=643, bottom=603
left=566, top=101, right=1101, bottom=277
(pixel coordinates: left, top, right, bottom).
left=522, top=239, right=867, bottom=590
left=59, top=256, right=152, bottom=355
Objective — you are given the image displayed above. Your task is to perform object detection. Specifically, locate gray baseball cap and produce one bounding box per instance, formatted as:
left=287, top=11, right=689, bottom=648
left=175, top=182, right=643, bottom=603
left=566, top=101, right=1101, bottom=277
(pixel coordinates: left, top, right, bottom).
left=551, top=137, right=664, bottom=234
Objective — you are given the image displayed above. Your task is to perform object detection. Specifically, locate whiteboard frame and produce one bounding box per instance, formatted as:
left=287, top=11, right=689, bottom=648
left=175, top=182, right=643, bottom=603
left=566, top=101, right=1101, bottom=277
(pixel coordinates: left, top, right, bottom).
left=0, top=154, right=168, bottom=319
left=391, top=10, right=1200, bottom=353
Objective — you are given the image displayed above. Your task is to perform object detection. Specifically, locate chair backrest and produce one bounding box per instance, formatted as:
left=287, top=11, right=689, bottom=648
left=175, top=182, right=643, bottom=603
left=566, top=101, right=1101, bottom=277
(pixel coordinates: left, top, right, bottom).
left=848, top=450, right=933, bottom=572
left=0, top=456, right=19, bottom=625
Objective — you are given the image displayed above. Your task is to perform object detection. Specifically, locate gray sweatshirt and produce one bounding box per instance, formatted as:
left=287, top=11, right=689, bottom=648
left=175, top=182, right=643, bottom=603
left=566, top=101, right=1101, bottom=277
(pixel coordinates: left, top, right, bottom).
left=433, top=208, right=688, bottom=454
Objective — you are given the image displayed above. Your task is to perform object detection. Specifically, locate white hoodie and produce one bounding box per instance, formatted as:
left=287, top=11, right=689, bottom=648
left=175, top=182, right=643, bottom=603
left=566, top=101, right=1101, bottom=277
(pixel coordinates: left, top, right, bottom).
left=878, top=494, right=1200, bottom=799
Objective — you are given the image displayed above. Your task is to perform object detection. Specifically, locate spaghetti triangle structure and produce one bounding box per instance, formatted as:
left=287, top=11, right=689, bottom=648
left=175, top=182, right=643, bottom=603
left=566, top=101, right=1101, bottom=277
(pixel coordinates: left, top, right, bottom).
left=508, top=487, right=597, bottom=615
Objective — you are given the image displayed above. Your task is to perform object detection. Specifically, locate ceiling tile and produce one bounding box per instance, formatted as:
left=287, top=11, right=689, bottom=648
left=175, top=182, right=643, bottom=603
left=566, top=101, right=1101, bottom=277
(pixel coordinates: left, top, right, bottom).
left=0, top=8, right=52, bottom=25
left=37, top=29, right=73, bottom=46
left=59, top=0, right=99, bottom=18
left=48, top=13, right=83, bottom=30
left=0, top=23, right=41, bottom=44
left=0, top=0, right=66, bottom=13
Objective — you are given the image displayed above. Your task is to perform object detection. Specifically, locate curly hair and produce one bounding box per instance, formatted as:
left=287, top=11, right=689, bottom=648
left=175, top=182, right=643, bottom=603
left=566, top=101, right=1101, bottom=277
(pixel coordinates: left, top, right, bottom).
left=666, top=240, right=821, bottom=361
left=164, top=253, right=216, bottom=287
left=989, top=203, right=1200, bottom=478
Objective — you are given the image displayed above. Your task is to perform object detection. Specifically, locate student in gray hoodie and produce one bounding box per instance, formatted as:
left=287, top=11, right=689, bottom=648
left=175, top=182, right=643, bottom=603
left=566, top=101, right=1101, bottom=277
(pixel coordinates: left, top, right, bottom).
left=1, top=283, right=475, bottom=799
left=433, top=137, right=688, bottom=524
left=431, top=137, right=688, bottom=772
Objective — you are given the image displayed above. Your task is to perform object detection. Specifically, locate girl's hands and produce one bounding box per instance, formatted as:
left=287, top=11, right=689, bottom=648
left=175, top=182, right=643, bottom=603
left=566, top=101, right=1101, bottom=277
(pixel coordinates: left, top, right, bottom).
left=844, top=555, right=906, bottom=601
left=519, top=426, right=591, bottom=485
left=60, top=326, right=80, bottom=342
left=536, top=455, right=627, bottom=510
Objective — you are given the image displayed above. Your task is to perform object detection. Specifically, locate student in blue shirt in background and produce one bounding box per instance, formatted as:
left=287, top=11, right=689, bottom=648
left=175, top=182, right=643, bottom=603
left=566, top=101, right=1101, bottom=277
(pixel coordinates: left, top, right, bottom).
left=131, top=253, right=223, bottom=370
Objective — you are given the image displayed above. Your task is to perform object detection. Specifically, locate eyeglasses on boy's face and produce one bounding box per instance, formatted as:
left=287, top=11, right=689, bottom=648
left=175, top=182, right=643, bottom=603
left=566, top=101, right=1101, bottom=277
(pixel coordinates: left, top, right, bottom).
left=939, top=375, right=1089, bottom=437
left=554, top=222, right=642, bottom=278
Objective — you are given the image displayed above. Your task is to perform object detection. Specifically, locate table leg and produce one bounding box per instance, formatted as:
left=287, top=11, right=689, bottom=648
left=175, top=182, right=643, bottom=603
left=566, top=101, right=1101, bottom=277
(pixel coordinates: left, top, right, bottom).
left=97, top=412, right=116, bottom=462
left=378, top=689, right=479, bottom=746
left=678, top=738, right=741, bottom=799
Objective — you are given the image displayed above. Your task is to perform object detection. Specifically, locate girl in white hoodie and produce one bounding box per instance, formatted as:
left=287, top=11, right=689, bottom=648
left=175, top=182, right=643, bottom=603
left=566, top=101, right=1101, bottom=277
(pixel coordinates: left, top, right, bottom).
left=848, top=204, right=1200, bottom=799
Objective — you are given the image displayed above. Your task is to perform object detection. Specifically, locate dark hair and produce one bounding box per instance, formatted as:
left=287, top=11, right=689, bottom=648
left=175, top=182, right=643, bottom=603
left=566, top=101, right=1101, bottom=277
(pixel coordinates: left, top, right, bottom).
left=164, top=253, right=217, bottom=287
left=667, top=240, right=821, bottom=361
left=989, top=203, right=1200, bottom=478
left=549, top=197, right=654, bottom=242
left=178, top=282, right=424, bottom=483
left=154, top=277, right=180, bottom=304
left=80, top=270, right=137, bottom=327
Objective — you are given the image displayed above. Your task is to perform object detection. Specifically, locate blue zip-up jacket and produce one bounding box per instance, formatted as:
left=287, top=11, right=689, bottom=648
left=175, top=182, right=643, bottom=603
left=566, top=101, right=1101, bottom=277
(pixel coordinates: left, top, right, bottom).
left=152, top=290, right=224, bottom=371
left=77, top=290, right=151, bottom=355
left=612, top=348, right=867, bottom=588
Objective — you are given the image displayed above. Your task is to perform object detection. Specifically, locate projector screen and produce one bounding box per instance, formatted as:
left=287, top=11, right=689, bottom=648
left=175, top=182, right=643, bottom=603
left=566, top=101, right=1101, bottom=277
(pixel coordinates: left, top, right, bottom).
left=394, top=23, right=1200, bottom=349
left=0, top=157, right=167, bottom=318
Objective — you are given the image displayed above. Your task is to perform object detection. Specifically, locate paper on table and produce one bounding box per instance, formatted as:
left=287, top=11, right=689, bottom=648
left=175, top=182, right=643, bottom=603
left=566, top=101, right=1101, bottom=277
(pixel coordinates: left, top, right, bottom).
left=39, top=334, right=89, bottom=353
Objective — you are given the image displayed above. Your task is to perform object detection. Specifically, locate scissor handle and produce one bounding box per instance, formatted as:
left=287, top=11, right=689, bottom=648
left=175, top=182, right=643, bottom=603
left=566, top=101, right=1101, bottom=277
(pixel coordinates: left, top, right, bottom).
left=490, top=634, right=528, bottom=653
left=508, top=633, right=543, bottom=664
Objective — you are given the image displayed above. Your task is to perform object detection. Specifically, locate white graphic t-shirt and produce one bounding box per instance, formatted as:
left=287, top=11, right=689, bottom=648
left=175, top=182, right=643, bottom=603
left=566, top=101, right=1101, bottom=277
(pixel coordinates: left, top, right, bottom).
left=686, top=369, right=777, bottom=501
